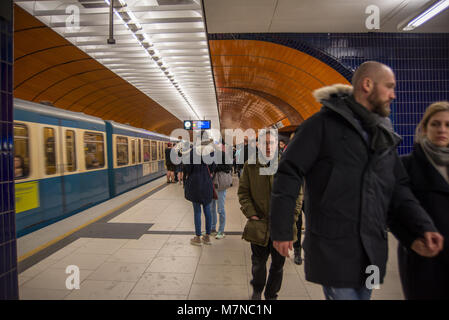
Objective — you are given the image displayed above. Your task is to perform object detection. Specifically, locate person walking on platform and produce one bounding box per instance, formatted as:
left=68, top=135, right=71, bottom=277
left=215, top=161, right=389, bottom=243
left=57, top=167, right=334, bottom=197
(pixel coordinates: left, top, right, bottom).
left=269, top=61, right=444, bottom=300
left=165, top=143, right=175, bottom=183
left=235, top=139, right=249, bottom=178
left=173, top=143, right=184, bottom=185
left=278, top=139, right=287, bottom=156
left=210, top=140, right=233, bottom=239
left=390, top=101, right=449, bottom=299
left=238, top=131, right=303, bottom=300
left=184, top=138, right=216, bottom=246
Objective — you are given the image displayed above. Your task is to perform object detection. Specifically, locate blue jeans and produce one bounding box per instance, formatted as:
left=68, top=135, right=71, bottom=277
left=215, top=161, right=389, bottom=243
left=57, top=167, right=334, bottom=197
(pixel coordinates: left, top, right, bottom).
left=211, top=190, right=226, bottom=233
left=323, top=286, right=372, bottom=300
left=193, top=202, right=212, bottom=236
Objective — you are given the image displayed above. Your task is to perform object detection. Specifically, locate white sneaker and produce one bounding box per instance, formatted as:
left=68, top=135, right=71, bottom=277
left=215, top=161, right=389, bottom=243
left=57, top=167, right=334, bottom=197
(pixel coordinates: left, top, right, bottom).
left=215, top=232, right=225, bottom=239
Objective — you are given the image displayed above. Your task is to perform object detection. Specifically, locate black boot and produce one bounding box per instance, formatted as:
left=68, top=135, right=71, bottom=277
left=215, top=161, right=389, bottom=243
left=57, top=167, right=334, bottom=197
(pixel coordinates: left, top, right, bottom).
left=294, top=248, right=303, bottom=265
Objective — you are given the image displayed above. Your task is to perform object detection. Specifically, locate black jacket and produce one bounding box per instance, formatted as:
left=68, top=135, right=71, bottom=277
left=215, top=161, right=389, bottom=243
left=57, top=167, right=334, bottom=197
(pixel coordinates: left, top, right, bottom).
left=391, top=144, right=449, bottom=299
left=184, top=146, right=216, bottom=205
left=269, top=85, right=437, bottom=288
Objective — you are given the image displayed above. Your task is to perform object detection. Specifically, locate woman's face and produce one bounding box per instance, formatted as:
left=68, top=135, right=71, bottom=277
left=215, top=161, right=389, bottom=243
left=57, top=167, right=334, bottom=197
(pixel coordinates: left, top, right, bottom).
left=424, top=111, right=449, bottom=147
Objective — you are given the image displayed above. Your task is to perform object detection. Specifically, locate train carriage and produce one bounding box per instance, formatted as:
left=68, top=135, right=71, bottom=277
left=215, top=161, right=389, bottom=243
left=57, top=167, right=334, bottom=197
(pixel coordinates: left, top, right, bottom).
left=13, top=99, right=172, bottom=237
left=105, top=121, right=170, bottom=197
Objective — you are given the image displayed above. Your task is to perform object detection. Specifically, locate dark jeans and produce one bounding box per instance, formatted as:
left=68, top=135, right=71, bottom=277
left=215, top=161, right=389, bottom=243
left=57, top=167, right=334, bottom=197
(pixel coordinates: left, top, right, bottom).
left=250, top=239, right=285, bottom=299
left=293, top=213, right=303, bottom=250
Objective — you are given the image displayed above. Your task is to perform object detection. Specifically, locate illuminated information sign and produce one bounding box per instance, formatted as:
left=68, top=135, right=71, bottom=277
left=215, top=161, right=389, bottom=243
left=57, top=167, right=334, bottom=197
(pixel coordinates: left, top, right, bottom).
left=184, top=120, right=211, bottom=130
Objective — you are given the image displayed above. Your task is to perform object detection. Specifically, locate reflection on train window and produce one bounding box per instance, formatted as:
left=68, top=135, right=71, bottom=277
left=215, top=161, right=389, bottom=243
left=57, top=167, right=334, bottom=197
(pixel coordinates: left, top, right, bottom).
left=84, top=132, right=105, bottom=170
left=138, top=139, right=142, bottom=163
left=151, top=141, right=157, bottom=161
left=143, top=139, right=150, bottom=162
left=44, top=127, right=56, bottom=175
left=131, top=139, right=136, bottom=164
left=66, top=130, right=76, bottom=172
left=13, top=124, right=30, bottom=179
left=116, top=136, right=129, bottom=166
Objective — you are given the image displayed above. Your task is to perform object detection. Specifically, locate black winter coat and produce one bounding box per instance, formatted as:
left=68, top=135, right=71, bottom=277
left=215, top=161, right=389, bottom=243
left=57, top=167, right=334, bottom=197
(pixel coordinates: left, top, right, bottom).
left=392, top=144, right=449, bottom=299
left=183, top=147, right=216, bottom=205
left=269, top=86, right=437, bottom=288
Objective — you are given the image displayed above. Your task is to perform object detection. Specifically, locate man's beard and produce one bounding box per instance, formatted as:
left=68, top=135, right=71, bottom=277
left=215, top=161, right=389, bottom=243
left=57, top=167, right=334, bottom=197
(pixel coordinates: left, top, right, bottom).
left=368, top=86, right=391, bottom=117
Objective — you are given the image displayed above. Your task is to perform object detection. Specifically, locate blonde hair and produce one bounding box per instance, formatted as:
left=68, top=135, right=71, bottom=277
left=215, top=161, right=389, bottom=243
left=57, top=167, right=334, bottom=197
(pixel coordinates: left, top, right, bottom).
left=415, top=101, right=449, bottom=142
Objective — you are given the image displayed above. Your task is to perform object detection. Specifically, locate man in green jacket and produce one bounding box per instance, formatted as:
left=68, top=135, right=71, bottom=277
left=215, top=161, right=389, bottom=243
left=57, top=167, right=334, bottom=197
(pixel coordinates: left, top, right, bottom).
left=238, top=131, right=304, bottom=300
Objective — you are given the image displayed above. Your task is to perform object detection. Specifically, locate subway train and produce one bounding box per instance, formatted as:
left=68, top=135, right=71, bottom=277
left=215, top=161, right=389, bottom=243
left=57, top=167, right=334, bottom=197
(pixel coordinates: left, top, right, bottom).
left=13, top=98, right=173, bottom=237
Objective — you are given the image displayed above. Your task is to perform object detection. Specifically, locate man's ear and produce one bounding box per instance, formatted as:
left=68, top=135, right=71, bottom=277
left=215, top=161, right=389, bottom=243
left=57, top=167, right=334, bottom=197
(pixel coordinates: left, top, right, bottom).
left=361, top=77, right=373, bottom=94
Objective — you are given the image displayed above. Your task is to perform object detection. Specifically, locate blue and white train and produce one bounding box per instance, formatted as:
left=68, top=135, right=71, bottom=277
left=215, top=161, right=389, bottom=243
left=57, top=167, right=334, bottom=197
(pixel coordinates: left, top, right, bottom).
left=13, top=98, right=173, bottom=237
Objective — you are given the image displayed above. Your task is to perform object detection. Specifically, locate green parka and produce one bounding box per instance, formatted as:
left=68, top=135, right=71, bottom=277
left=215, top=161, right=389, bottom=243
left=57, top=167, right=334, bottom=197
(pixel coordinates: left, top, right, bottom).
left=238, top=158, right=304, bottom=247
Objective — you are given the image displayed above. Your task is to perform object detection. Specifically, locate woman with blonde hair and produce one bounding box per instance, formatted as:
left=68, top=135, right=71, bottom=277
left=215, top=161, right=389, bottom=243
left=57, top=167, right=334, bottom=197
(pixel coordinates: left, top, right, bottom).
left=390, top=101, right=449, bottom=299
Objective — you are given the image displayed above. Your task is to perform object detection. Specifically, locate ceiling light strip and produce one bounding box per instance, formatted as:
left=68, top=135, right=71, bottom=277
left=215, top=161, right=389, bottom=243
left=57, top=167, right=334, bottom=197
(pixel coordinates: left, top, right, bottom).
left=404, top=0, right=449, bottom=30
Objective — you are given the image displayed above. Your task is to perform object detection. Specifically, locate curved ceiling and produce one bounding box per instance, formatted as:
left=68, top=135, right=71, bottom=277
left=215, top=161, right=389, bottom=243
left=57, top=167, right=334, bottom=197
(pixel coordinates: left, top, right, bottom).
left=13, top=4, right=353, bottom=134
left=210, top=39, right=350, bottom=129
left=218, top=87, right=287, bottom=130
left=13, top=5, right=182, bottom=135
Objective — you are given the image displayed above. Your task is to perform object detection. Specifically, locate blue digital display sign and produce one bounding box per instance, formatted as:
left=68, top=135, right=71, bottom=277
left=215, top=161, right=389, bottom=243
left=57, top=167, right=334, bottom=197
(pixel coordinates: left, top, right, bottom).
left=184, top=120, right=211, bottom=130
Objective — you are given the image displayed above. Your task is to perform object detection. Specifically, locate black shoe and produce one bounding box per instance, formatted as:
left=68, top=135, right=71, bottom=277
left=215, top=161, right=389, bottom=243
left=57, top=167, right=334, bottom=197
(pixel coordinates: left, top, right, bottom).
left=294, top=249, right=303, bottom=265
left=251, top=291, right=262, bottom=300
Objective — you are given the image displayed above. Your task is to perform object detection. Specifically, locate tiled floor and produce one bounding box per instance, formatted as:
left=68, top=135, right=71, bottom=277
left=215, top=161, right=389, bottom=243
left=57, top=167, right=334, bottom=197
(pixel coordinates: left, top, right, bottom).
left=17, top=175, right=405, bottom=300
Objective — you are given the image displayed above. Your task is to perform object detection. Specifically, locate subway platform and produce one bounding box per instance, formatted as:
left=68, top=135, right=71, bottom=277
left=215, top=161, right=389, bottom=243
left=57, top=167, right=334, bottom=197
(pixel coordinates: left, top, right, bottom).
left=16, top=175, right=404, bottom=300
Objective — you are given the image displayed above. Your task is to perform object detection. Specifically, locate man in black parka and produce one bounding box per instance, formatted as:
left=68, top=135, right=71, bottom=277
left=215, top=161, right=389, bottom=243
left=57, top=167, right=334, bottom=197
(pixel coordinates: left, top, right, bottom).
left=269, top=61, right=444, bottom=300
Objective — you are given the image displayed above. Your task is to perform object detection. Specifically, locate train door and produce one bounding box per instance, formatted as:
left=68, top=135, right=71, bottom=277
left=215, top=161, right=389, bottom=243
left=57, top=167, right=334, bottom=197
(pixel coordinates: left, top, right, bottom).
left=61, top=126, right=81, bottom=213
left=130, top=138, right=138, bottom=189
left=40, top=124, right=64, bottom=222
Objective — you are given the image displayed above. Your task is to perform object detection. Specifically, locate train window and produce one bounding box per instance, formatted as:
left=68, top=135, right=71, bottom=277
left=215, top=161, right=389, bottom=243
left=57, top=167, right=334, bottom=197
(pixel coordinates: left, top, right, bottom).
left=143, top=139, right=150, bottom=162
left=151, top=141, right=157, bottom=161
left=116, top=136, right=129, bottom=166
left=131, top=139, right=136, bottom=164
left=84, top=132, right=105, bottom=170
left=44, top=127, right=57, bottom=175
left=138, top=139, right=142, bottom=163
left=66, top=130, right=76, bottom=172
left=13, top=124, right=30, bottom=179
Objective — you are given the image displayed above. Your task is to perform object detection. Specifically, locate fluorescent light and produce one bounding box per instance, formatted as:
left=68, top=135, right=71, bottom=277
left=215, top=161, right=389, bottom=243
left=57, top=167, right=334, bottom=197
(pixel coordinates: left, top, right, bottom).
left=403, top=0, right=449, bottom=30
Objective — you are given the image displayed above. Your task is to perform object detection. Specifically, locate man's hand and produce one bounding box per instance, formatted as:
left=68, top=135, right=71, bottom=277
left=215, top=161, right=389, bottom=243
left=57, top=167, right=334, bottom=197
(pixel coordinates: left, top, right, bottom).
left=411, top=232, right=444, bottom=257
left=249, top=216, right=260, bottom=220
left=273, top=240, right=293, bottom=257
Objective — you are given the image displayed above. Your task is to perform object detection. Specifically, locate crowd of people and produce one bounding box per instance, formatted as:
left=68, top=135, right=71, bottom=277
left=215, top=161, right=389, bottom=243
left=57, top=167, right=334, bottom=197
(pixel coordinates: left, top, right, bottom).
left=167, top=60, right=448, bottom=300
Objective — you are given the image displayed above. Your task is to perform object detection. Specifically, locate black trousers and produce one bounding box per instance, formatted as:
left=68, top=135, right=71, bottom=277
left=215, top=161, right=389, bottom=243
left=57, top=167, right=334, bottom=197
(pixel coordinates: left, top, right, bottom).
left=250, top=239, right=285, bottom=299
left=293, top=213, right=303, bottom=250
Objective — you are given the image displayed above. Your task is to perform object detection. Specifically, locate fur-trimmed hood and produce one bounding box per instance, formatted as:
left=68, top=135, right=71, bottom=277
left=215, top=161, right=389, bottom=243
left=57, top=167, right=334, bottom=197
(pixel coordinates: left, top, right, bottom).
left=312, top=84, right=353, bottom=103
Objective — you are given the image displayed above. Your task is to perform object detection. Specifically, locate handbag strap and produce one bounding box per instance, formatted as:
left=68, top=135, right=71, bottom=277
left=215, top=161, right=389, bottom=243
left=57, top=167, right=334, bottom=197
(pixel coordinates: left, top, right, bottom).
left=206, top=165, right=218, bottom=180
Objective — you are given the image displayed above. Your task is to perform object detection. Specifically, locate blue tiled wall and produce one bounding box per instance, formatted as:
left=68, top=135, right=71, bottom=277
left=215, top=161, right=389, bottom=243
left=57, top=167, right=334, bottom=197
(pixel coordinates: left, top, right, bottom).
left=209, top=33, right=449, bottom=155
left=0, top=0, right=19, bottom=300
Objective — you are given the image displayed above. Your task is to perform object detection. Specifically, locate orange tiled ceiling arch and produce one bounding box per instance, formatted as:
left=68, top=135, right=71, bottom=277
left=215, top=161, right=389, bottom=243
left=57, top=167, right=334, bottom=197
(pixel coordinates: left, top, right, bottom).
left=13, top=5, right=181, bottom=135
left=218, top=87, right=287, bottom=130
left=210, top=39, right=350, bottom=129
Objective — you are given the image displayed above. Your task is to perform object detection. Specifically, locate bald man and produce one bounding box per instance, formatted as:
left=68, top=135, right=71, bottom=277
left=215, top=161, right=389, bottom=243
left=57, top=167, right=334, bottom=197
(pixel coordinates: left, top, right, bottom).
left=269, top=61, right=444, bottom=300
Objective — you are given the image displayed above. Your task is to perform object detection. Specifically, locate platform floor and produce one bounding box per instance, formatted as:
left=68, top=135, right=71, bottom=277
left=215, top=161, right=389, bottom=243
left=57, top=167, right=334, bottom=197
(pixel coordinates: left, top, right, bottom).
left=17, top=175, right=404, bottom=300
